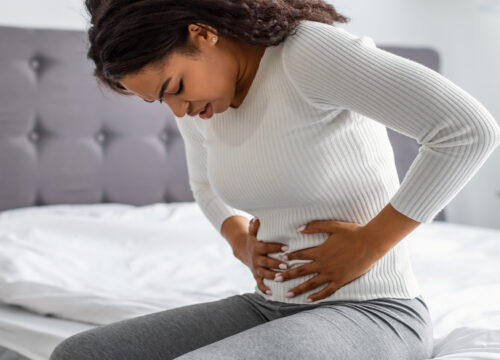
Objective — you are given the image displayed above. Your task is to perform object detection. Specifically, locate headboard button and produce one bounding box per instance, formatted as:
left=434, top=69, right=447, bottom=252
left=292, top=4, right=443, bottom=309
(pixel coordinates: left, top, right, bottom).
left=28, top=131, right=39, bottom=142
left=95, top=132, right=105, bottom=143
left=159, top=131, right=168, bottom=142
left=29, top=57, right=41, bottom=71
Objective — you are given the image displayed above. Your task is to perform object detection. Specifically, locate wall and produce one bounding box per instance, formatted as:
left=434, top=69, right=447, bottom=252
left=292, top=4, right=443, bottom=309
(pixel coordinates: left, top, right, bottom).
left=0, top=0, right=87, bottom=30
left=1, top=0, right=499, bottom=228
left=333, top=0, right=500, bottom=229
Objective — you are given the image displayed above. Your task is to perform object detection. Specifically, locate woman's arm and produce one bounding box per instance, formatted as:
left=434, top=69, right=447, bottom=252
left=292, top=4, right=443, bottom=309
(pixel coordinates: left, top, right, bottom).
left=175, top=117, right=253, bottom=238
left=221, top=215, right=251, bottom=260
left=363, top=203, right=421, bottom=260
left=282, top=20, right=500, bottom=224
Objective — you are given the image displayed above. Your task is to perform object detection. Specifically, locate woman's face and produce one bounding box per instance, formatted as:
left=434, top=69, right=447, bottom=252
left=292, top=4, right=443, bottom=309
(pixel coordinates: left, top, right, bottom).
left=119, top=23, right=260, bottom=119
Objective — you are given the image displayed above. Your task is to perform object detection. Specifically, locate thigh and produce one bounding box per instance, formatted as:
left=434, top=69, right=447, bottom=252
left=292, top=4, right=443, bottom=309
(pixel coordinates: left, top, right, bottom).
left=173, top=296, right=434, bottom=360
left=49, top=294, right=270, bottom=360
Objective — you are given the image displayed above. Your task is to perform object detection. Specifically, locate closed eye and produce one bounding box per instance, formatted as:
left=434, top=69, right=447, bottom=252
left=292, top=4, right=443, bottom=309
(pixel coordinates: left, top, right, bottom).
left=175, top=80, right=183, bottom=95
left=159, top=80, right=183, bottom=104
left=143, top=79, right=183, bottom=104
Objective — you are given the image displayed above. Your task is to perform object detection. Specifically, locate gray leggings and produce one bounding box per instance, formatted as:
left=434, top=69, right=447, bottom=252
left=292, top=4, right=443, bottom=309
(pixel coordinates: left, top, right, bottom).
left=49, top=292, right=434, bottom=360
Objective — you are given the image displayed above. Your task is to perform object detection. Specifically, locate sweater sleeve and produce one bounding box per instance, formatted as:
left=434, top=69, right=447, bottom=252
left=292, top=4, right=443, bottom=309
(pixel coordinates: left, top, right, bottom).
left=282, top=21, right=500, bottom=224
left=174, top=116, right=253, bottom=235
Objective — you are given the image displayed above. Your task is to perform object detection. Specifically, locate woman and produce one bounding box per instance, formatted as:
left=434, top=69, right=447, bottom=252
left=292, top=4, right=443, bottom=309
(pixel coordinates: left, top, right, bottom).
left=50, top=0, right=500, bottom=359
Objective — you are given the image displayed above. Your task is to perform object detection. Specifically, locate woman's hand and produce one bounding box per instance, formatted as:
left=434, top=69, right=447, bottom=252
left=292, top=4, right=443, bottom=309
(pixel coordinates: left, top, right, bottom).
left=238, top=218, right=289, bottom=295
left=275, top=220, right=384, bottom=303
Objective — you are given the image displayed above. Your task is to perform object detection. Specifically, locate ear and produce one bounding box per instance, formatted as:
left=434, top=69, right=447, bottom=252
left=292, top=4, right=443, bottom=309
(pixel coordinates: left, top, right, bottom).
left=187, top=23, right=218, bottom=44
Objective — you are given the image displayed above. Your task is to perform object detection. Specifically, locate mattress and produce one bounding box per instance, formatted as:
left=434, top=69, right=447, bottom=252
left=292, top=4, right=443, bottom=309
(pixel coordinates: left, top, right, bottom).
left=0, top=202, right=499, bottom=359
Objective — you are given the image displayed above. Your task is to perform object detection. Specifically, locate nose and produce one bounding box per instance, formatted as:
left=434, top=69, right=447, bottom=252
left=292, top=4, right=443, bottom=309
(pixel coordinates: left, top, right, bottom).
left=166, top=99, right=190, bottom=118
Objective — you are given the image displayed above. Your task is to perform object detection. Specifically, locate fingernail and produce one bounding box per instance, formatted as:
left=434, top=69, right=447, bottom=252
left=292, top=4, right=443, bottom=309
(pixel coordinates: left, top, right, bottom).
left=279, top=263, right=287, bottom=270
left=283, top=254, right=288, bottom=260
left=296, top=225, right=306, bottom=232
left=275, top=275, right=283, bottom=282
left=305, top=298, right=312, bottom=303
left=265, top=289, right=272, bottom=295
left=285, top=291, right=294, bottom=298
left=281, top=245, right=289, bottom=251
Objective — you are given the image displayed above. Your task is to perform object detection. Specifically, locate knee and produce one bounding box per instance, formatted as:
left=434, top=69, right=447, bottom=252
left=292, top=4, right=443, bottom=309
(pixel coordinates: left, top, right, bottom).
left=49, top=332, right=98, bottom=360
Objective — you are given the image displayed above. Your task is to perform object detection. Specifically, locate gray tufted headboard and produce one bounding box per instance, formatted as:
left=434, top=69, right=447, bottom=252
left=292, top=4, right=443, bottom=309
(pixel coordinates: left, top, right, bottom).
left=0, top=25, right=446, bottom=222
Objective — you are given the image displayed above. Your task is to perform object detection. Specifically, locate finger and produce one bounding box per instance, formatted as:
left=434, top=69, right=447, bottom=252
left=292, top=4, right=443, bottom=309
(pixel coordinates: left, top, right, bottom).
left=256, top=275, right=272, bottom=295
left=255, top=255, right=288, bottom=271
left=265, top=242, right=289, bottom=254
left=285, top=275, right=327, bottom=298
left=274, top=263, right=316, bottom=282
left=256, top=266, right=279, bottom=280
left=254, top=240, right=288, bottom=255
left=248, top=218, right=259, bottom=236
left=298, top=220, right=339, bottom=234
left=248, top=217, right=256, bottom=236
left=305, top=282, right=338, bottom=302
left=284, top=246, right=316, bottom=261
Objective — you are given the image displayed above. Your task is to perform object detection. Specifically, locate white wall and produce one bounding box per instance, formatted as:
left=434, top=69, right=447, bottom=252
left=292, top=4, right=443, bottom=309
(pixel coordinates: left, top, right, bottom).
left=1, top=0, right=499, bottom=228
left=332, top=0, right=500, bottom=229
left=0, top=0, right=88, bottom=30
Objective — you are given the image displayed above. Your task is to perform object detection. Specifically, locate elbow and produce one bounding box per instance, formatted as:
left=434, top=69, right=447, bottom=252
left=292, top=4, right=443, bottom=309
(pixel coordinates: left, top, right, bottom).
left=421, top=114, right=500, bottom=157
left=490, top=122, right=500, bottom=150
left=475, top=117, right=500, bottom=154
left=454, top=98, right=500, bottom=154
left=468, top=100, right=500, bottom=153
left=452, top=95, right=500, bottom=155
left=435, top=115, right=500, bottom=161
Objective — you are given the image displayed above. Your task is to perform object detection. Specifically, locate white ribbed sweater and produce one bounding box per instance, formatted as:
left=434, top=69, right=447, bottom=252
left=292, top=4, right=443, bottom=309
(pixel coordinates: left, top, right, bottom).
left=175, top=20, right=500, bottom=303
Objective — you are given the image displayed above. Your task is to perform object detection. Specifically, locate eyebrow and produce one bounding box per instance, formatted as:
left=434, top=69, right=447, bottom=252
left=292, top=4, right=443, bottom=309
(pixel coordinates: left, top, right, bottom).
left=143, top=77, right=172, bottom=103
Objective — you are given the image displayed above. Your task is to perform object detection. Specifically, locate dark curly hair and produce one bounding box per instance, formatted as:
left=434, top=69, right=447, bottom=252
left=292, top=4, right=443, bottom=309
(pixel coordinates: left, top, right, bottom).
left=85, top=0, right=350, bottom=96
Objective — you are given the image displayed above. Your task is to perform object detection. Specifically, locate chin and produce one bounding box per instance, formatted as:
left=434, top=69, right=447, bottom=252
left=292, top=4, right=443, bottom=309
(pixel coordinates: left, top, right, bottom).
left=217, top=98, right=234, bottom=113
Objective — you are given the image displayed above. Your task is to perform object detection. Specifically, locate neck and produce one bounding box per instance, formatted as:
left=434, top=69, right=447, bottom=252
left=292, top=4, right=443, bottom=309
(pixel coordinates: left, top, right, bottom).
left=231, top=42, right=266, bottom=109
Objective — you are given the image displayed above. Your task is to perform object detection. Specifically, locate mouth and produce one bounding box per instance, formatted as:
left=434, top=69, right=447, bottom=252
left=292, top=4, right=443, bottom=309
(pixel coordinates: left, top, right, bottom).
left=199, top=103, right=209, bottom=114
left=199, top=102, right=214, bottom=120
left=191, top=103, right=209, bottom=117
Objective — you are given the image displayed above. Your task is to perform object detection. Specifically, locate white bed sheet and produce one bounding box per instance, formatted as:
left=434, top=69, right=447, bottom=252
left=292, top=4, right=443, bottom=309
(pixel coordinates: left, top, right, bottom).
left=0, top=301, right=94, bottom=360
left=0, top=202, right=499, bottom=359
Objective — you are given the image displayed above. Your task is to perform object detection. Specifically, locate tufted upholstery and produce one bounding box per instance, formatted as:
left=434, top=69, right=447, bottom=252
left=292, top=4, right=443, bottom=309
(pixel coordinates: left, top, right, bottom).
left=0, top=25, right=445, bottom=221
left=0, top=25, right=194, bottom=211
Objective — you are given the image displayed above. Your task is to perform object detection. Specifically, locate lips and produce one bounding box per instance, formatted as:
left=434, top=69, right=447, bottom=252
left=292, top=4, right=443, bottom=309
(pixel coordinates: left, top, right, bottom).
left=199, top=102, right=214, bottom=119
left=192, top=103, right=209, bottom=116
left=199, top=103, right=209, bottom=115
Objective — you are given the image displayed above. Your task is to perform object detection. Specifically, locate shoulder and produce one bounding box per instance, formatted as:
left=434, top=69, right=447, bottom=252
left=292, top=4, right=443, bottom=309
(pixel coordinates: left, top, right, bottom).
left=285, top=19, right=353, bottom=42
left=282, top=20, right=376, bottom=59
left=280, top=21, right=377, bottom=110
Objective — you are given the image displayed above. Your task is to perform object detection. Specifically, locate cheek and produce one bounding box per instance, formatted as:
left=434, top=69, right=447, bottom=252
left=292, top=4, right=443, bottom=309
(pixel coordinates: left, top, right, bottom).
left=203, top=60, right=236, bottom=96
left=205, top=71, right=234, bottom=97
left=195, top=75, right=233, bottom=102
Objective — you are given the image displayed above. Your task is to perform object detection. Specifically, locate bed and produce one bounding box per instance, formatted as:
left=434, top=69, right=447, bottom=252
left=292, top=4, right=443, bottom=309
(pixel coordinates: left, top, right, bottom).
left=0, top=24, right=498, bottom=360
